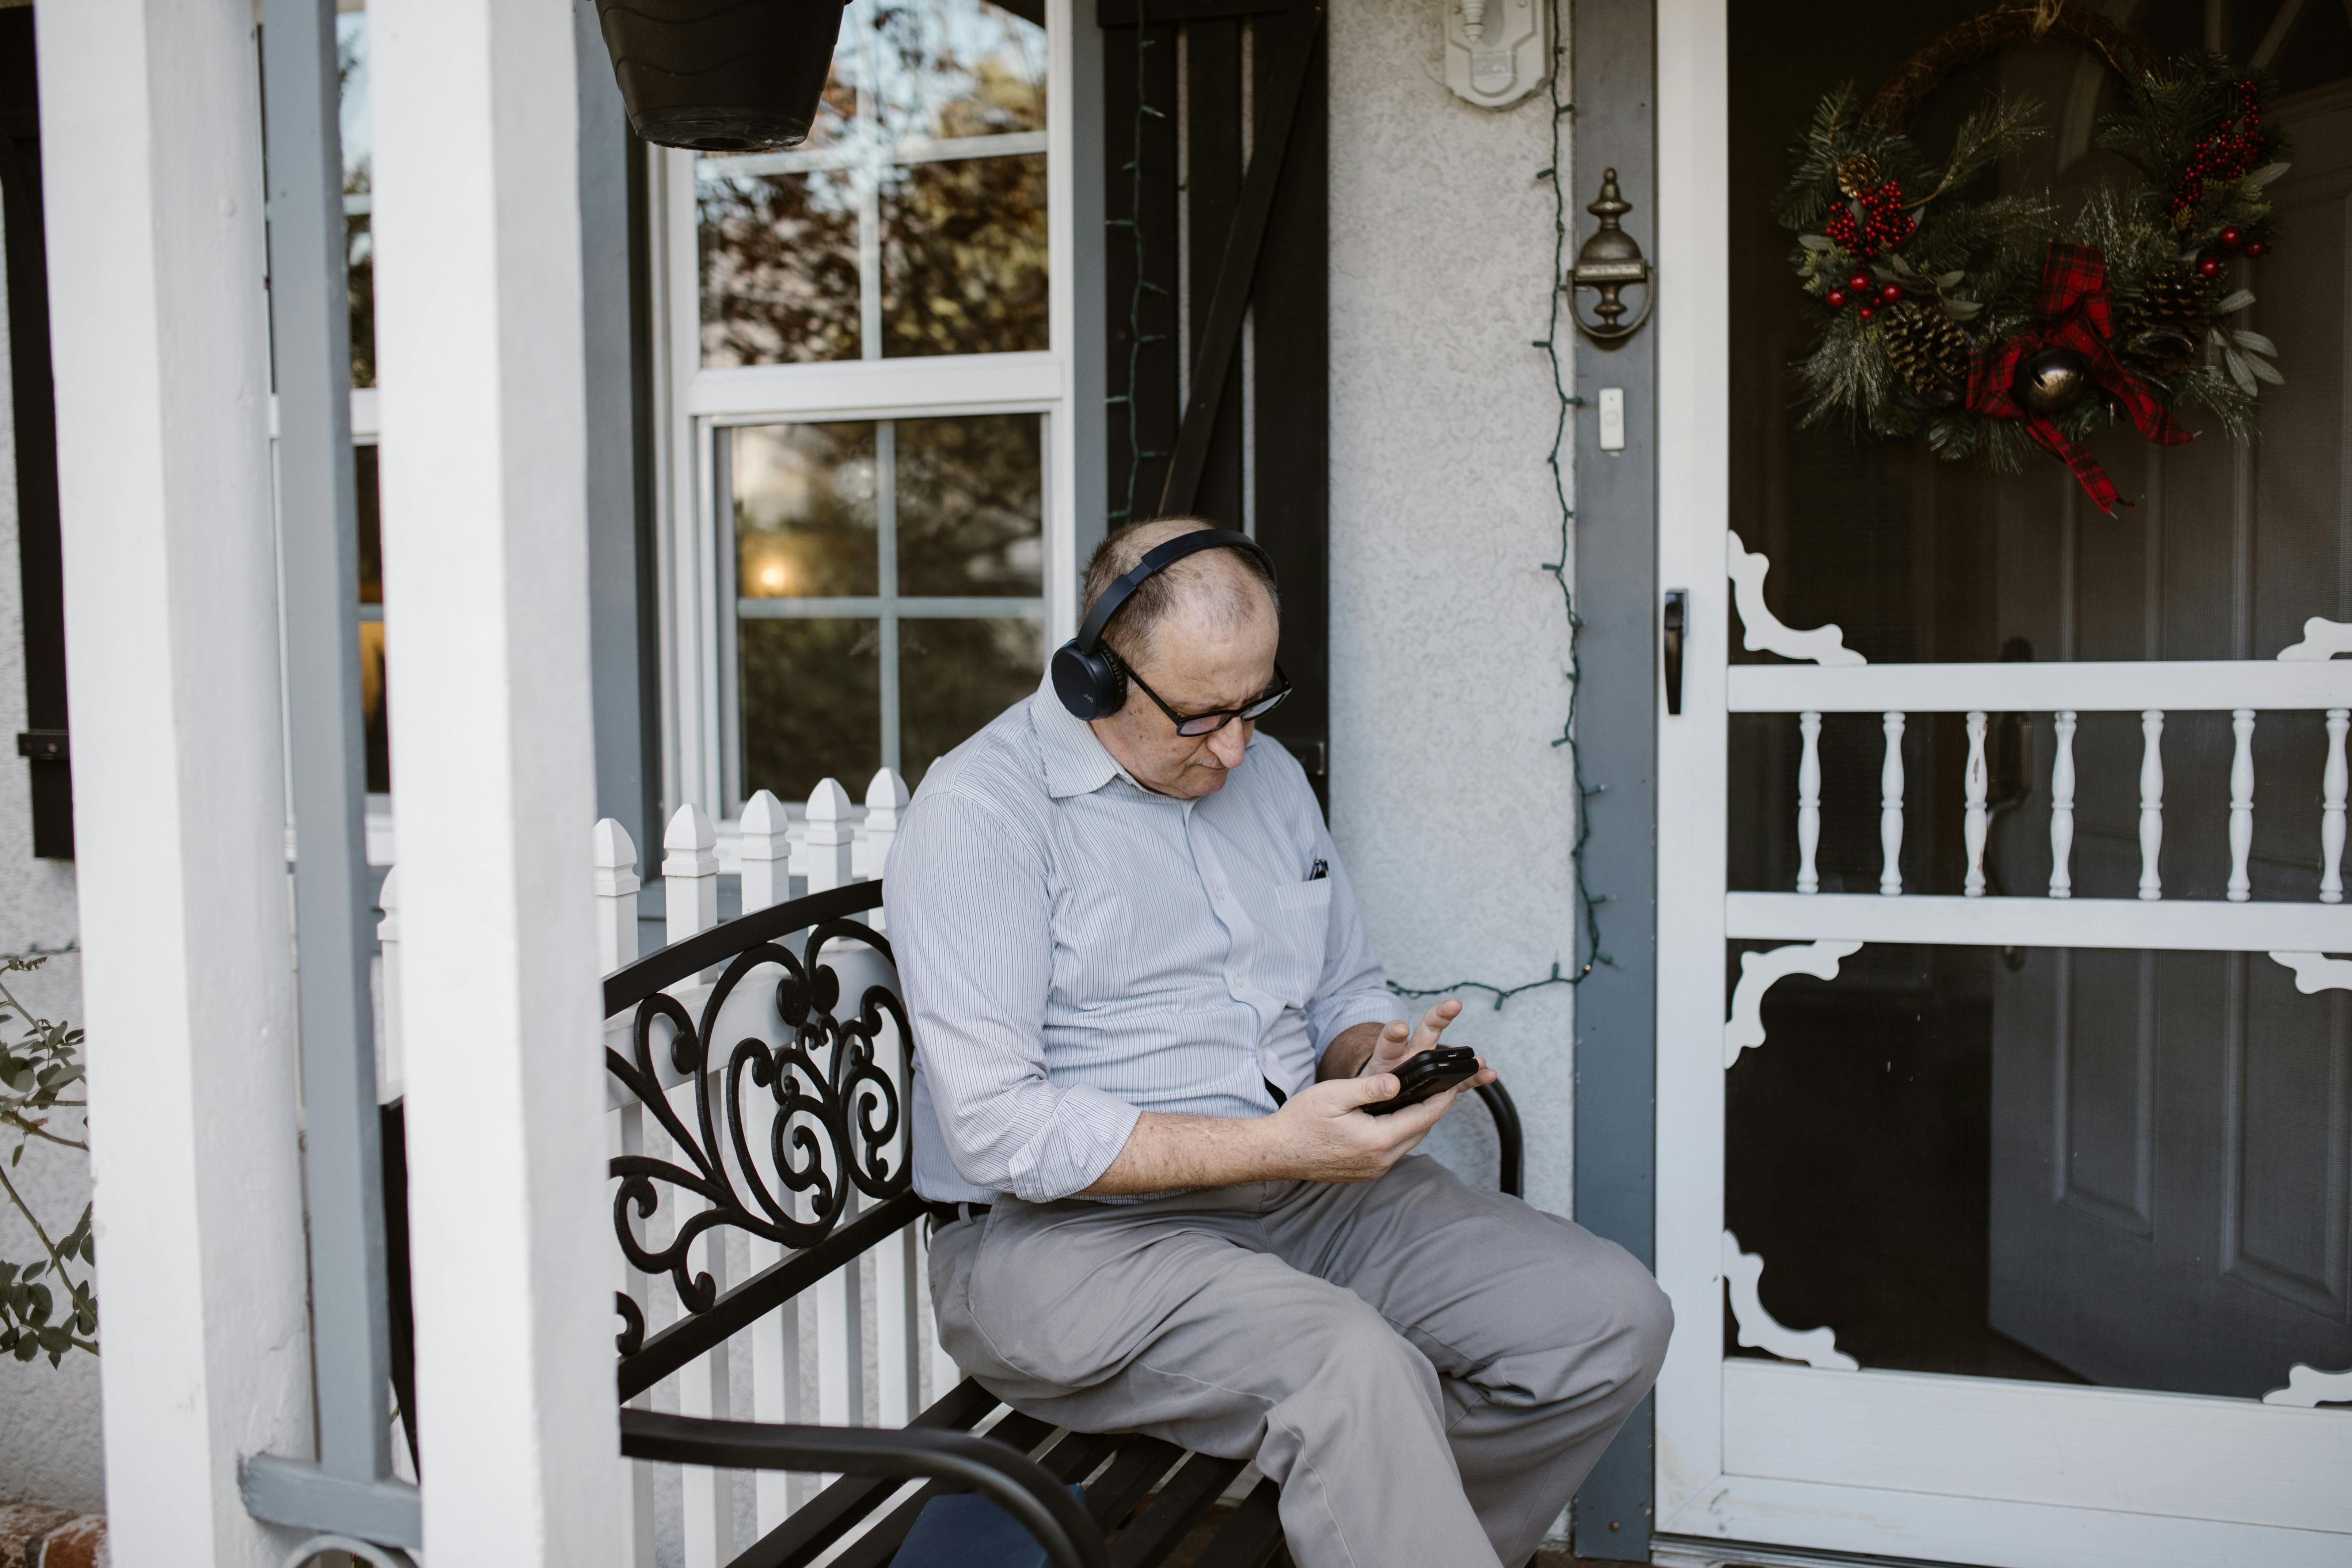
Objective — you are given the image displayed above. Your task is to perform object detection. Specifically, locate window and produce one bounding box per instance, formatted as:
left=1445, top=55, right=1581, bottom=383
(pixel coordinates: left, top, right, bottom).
left=656, top=0, right=1078, bottom=818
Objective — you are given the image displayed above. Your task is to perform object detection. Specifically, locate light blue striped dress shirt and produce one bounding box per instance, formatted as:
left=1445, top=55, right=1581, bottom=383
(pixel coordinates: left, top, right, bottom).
left=883, top=672, right=1408, bottom=1203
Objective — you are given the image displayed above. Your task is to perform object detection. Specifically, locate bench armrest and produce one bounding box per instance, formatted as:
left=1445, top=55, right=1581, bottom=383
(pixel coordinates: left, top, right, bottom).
left=618, top=1408, right=1111, bottom=1568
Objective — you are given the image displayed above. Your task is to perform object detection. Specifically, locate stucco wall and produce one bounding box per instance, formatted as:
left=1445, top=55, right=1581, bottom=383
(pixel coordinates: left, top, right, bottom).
left=1327, top=0, right=1583, bottom=1216
left=0, top=201, right=102, bottom=1515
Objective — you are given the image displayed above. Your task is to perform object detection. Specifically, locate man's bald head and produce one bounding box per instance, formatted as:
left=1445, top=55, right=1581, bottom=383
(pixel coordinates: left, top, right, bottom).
left=1079, top=517, right=1281, bottom=670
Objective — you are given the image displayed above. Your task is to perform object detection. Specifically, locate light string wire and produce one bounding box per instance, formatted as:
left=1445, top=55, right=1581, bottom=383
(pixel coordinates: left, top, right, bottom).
left=1390, top=16, right=1610, bottom=1010
left=1106, top=0, right=1167, bottom=527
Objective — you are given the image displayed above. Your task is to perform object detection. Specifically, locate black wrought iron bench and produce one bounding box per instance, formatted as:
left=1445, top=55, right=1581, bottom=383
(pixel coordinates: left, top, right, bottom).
left=602, top=879, right=1524, bottom=1568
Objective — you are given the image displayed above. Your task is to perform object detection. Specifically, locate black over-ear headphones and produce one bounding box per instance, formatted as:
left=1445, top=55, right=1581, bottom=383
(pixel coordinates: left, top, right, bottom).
left=1052, top=528, right=1275, bottom=720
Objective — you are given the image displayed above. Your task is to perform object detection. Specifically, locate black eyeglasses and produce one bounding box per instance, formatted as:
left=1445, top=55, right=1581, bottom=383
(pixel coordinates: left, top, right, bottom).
left=1116, top=656, right=1292, bottom=737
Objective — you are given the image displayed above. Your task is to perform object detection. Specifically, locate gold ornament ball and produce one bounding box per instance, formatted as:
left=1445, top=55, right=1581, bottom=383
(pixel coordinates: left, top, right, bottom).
left=1836, top=153, right=1883, bottom=198
left=2012, top=347, right=2091, bottom=415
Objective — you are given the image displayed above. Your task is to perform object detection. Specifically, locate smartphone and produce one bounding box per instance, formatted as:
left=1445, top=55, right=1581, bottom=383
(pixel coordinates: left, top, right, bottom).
left=1361, top=1045, right=1480, bottom=1116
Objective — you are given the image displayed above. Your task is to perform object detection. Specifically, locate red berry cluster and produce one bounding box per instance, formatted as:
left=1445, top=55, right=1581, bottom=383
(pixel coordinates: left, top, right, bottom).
left=2195, top=224, right=2269, bottom=280
left=1824, top=272, right=1904, bottom=321
left=2170, top=79, right=2266, bottom=219
left=1823, top=180, right=1917, bottom=260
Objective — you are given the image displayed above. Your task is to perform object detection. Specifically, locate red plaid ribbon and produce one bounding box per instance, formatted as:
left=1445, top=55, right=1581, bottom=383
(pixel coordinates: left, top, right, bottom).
left=1967, top=243, right=2192, bottom=514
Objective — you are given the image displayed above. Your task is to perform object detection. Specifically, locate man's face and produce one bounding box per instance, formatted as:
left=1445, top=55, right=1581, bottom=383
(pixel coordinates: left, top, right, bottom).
left=1089, top=595, right=1281, bottom=800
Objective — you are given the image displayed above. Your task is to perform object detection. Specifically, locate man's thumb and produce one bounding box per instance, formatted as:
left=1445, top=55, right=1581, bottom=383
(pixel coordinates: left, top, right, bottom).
left=1342, top=1071, right=1399, bottom=1110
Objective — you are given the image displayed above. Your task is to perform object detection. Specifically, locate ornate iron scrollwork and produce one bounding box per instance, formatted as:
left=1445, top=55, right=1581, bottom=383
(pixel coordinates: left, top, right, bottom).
left=607, top=917, right=912, bottom=1340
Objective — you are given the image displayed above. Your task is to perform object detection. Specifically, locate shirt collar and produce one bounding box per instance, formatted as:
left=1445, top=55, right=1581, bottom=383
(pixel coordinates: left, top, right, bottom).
left=1030, top=668, right=1129, bottom=798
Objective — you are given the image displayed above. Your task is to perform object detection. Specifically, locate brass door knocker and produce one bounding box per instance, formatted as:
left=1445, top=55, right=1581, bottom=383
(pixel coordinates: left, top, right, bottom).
left=1566, top=168, right=1653, bottom=344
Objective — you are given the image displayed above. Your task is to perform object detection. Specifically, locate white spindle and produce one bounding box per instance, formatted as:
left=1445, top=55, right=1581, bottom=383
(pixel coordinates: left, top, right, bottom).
left=1796, top=712, right=1822, bottom=895
left=614, top=1097, right=657, bottom=1568
left=673, top=1122, right=733, bottom=1568
left=744, top=1222, right=801, bottom=1529
left=2050, top=711, right=2076, bottom=897
left=1880, top=712, right=1905, bottom=896
left=593, top=819, right=642, bottom=974
left=805, top=778, right=855, bottom=893
left=873, top=1011, right=921, bottom=1430
left=859, top=767, right=910, bottom=892
left=1964, top=711, right=1989, bottom=897
left=2325, top=710, right=2348, bottom=905
left=740, top=789, right=791, bottom=912
left=2228, top=710, right=2255, bottom=903
left=2138, top=710, right=2165, bottom=900
left=375, top=869, right=404, bottom=1105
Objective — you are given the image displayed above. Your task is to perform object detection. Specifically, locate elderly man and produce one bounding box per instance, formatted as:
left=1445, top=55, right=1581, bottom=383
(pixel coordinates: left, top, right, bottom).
left=885, top=518, right=1670, bottom=1568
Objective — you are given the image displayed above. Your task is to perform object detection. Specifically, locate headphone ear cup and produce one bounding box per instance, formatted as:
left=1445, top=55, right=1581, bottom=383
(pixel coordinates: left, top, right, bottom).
left=1052, top=641, right=1126, bottom=719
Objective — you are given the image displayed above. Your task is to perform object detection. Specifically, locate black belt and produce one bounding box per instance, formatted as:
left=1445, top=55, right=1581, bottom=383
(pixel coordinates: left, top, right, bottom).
left=923, top=1199, right=992, bottom=1227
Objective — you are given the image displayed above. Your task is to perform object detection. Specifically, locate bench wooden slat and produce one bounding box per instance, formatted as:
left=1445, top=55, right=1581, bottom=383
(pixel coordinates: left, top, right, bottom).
left=1083, top=1436, right=1186, bottom=1533
left=813, top=1412, right=1064, bottom=1568
left=1106, top=1452, right=1250, bottom=1568
left=1194, top=1478, right=1289, bottom=1568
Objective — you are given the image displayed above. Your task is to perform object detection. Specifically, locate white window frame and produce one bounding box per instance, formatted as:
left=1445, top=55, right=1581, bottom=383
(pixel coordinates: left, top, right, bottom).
left=647, top=0, right=1084, bottom=829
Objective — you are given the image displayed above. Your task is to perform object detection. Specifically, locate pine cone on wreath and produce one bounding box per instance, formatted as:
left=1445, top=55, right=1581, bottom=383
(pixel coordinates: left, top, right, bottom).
left=1836, top=153, right=1884, bottom=198
left=2116, top=267, right=2211, bottom=378
left=1881, top=301, right=1971, bottom=406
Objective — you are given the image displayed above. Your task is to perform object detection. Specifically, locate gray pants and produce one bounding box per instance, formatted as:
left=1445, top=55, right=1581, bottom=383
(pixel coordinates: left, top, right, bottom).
left=928, top=1154, right=1672, bottom=1568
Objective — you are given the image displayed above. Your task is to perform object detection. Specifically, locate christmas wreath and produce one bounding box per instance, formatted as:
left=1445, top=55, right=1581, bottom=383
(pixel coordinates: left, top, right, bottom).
left=1779, top=7, right=2290, bottom=513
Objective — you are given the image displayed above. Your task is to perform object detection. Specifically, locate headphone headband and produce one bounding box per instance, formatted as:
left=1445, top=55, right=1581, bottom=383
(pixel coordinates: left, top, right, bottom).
left=1072, top=528, right=1273, bottom=655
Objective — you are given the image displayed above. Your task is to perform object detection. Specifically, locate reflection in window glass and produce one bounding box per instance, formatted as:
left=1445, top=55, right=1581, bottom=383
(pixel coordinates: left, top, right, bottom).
left=843, top=0, right=1048, bottom=141
left=899, top=618, right=1043, bottom=782
left=733, top=423, right=881, bottom=598
left=740, top=619, right=885, bottom=801
left=895, top=414, right=1043, bottom=596
left=339, top=10, right=375, bottom=388
left=880, top=155, right=1048, bottom=358
left=695, top=0, right=1048, bottom=369
left=732, top=414, right=1043, bottom=800
left=700, top=170, right=863, bottom=367
left=356, top=443, right=390, bottom=794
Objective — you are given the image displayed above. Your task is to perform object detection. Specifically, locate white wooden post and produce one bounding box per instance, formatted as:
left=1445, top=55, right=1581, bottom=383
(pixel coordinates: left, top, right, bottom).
left=1879, top=712, right=1905, bottom=896
left=1794, top=713, right=1821, bottom=895
left=806, top=778, right=856, bottom=892
left=2227, top=710, right=2255, bottom=903
left=2050, top=711, right=2077, bottom=898
left=740, top=789, right=792, bottom=911
left=371, top=0, right=619, bottom=1554
left=1962, top=711, right=1989, bottom=898
left=378, top=870, right=406, bottom=1105
left=859, top=768, right=911, bottom=886
left=36, top=2, right=314, bottom=1556
left=735, top=788, right=803, bottom=1527
left=594, top=820, right=643, bottom=974
left=2323, top=710, right=2347, bottom=905
left=2138, top=710, right=2165, bottom=901
left=665, top=803, right=721, bottom=948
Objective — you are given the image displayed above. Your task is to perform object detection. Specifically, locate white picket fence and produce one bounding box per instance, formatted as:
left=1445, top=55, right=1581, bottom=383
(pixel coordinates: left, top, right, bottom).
left=377, top=768, right=960, bottom=1567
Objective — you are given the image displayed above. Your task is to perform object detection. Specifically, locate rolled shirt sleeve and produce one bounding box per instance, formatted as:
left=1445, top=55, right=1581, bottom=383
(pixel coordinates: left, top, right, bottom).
left=885, top=790, right=1142, bottom=1201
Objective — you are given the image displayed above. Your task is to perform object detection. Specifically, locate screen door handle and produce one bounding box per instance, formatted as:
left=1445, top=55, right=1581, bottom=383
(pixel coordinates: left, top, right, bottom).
left=1663, top=589, right=1687, bottom=716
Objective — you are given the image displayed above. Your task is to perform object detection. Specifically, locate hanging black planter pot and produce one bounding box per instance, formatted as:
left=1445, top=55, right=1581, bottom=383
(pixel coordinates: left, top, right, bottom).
left=595, top=0, right=851, bottom=153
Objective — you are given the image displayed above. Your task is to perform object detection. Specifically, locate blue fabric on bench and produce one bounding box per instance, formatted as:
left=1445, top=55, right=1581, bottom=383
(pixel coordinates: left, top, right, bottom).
left=893, top=1485, right=1089, bottom=1568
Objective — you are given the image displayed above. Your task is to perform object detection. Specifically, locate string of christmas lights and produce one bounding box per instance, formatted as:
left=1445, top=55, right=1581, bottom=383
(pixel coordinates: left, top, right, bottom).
left=1392, top=15, right=1609, bottom=1011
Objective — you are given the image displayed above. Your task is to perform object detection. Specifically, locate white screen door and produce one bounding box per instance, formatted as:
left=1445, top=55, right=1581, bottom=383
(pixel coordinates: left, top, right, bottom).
left=1654, top=3, right=2352, bottom=1562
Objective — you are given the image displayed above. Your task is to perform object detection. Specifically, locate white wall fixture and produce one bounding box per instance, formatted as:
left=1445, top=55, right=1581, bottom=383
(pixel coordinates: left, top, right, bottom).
left=1723, top=1231, right=1859, bottom=1371
left=1443, top=0, right=1548, bottom=108
left=1728, top=533, right=1866, bottom=665
left=1724, top=939, right=1861, bottom=1068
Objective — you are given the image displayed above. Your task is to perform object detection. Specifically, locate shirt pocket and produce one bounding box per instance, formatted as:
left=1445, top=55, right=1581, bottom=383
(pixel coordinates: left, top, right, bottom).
left=1254, top=878, right=1333, bottom=1007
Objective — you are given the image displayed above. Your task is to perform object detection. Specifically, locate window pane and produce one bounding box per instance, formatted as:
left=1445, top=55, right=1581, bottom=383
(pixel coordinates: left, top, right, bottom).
left=700, top=170, right=863, bottom=368
left=880, top=154, right=1047, bottom=358
left=741, top=619, right=883, bottom=801
left=339, top=11, right=374, bottom=388
left=733, top=423, right=879, bottom=599
left=899, top=617, right=1041, bottom=786
left=846, top=0, right=1048, bottom=141
left=895, top=415, right=1042, bottom=597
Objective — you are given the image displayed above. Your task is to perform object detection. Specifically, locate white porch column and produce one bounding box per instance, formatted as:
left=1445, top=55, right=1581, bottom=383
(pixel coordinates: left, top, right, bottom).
left=33, top=3, right=311, bottom=1564
left=371, top=0, right=618, bottom=1561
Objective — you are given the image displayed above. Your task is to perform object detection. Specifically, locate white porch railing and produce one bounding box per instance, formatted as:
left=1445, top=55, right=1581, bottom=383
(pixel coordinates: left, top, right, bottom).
left=378, top=768, right=960, bottom=1568
left=1727, top=658, right=2352, bottom=953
